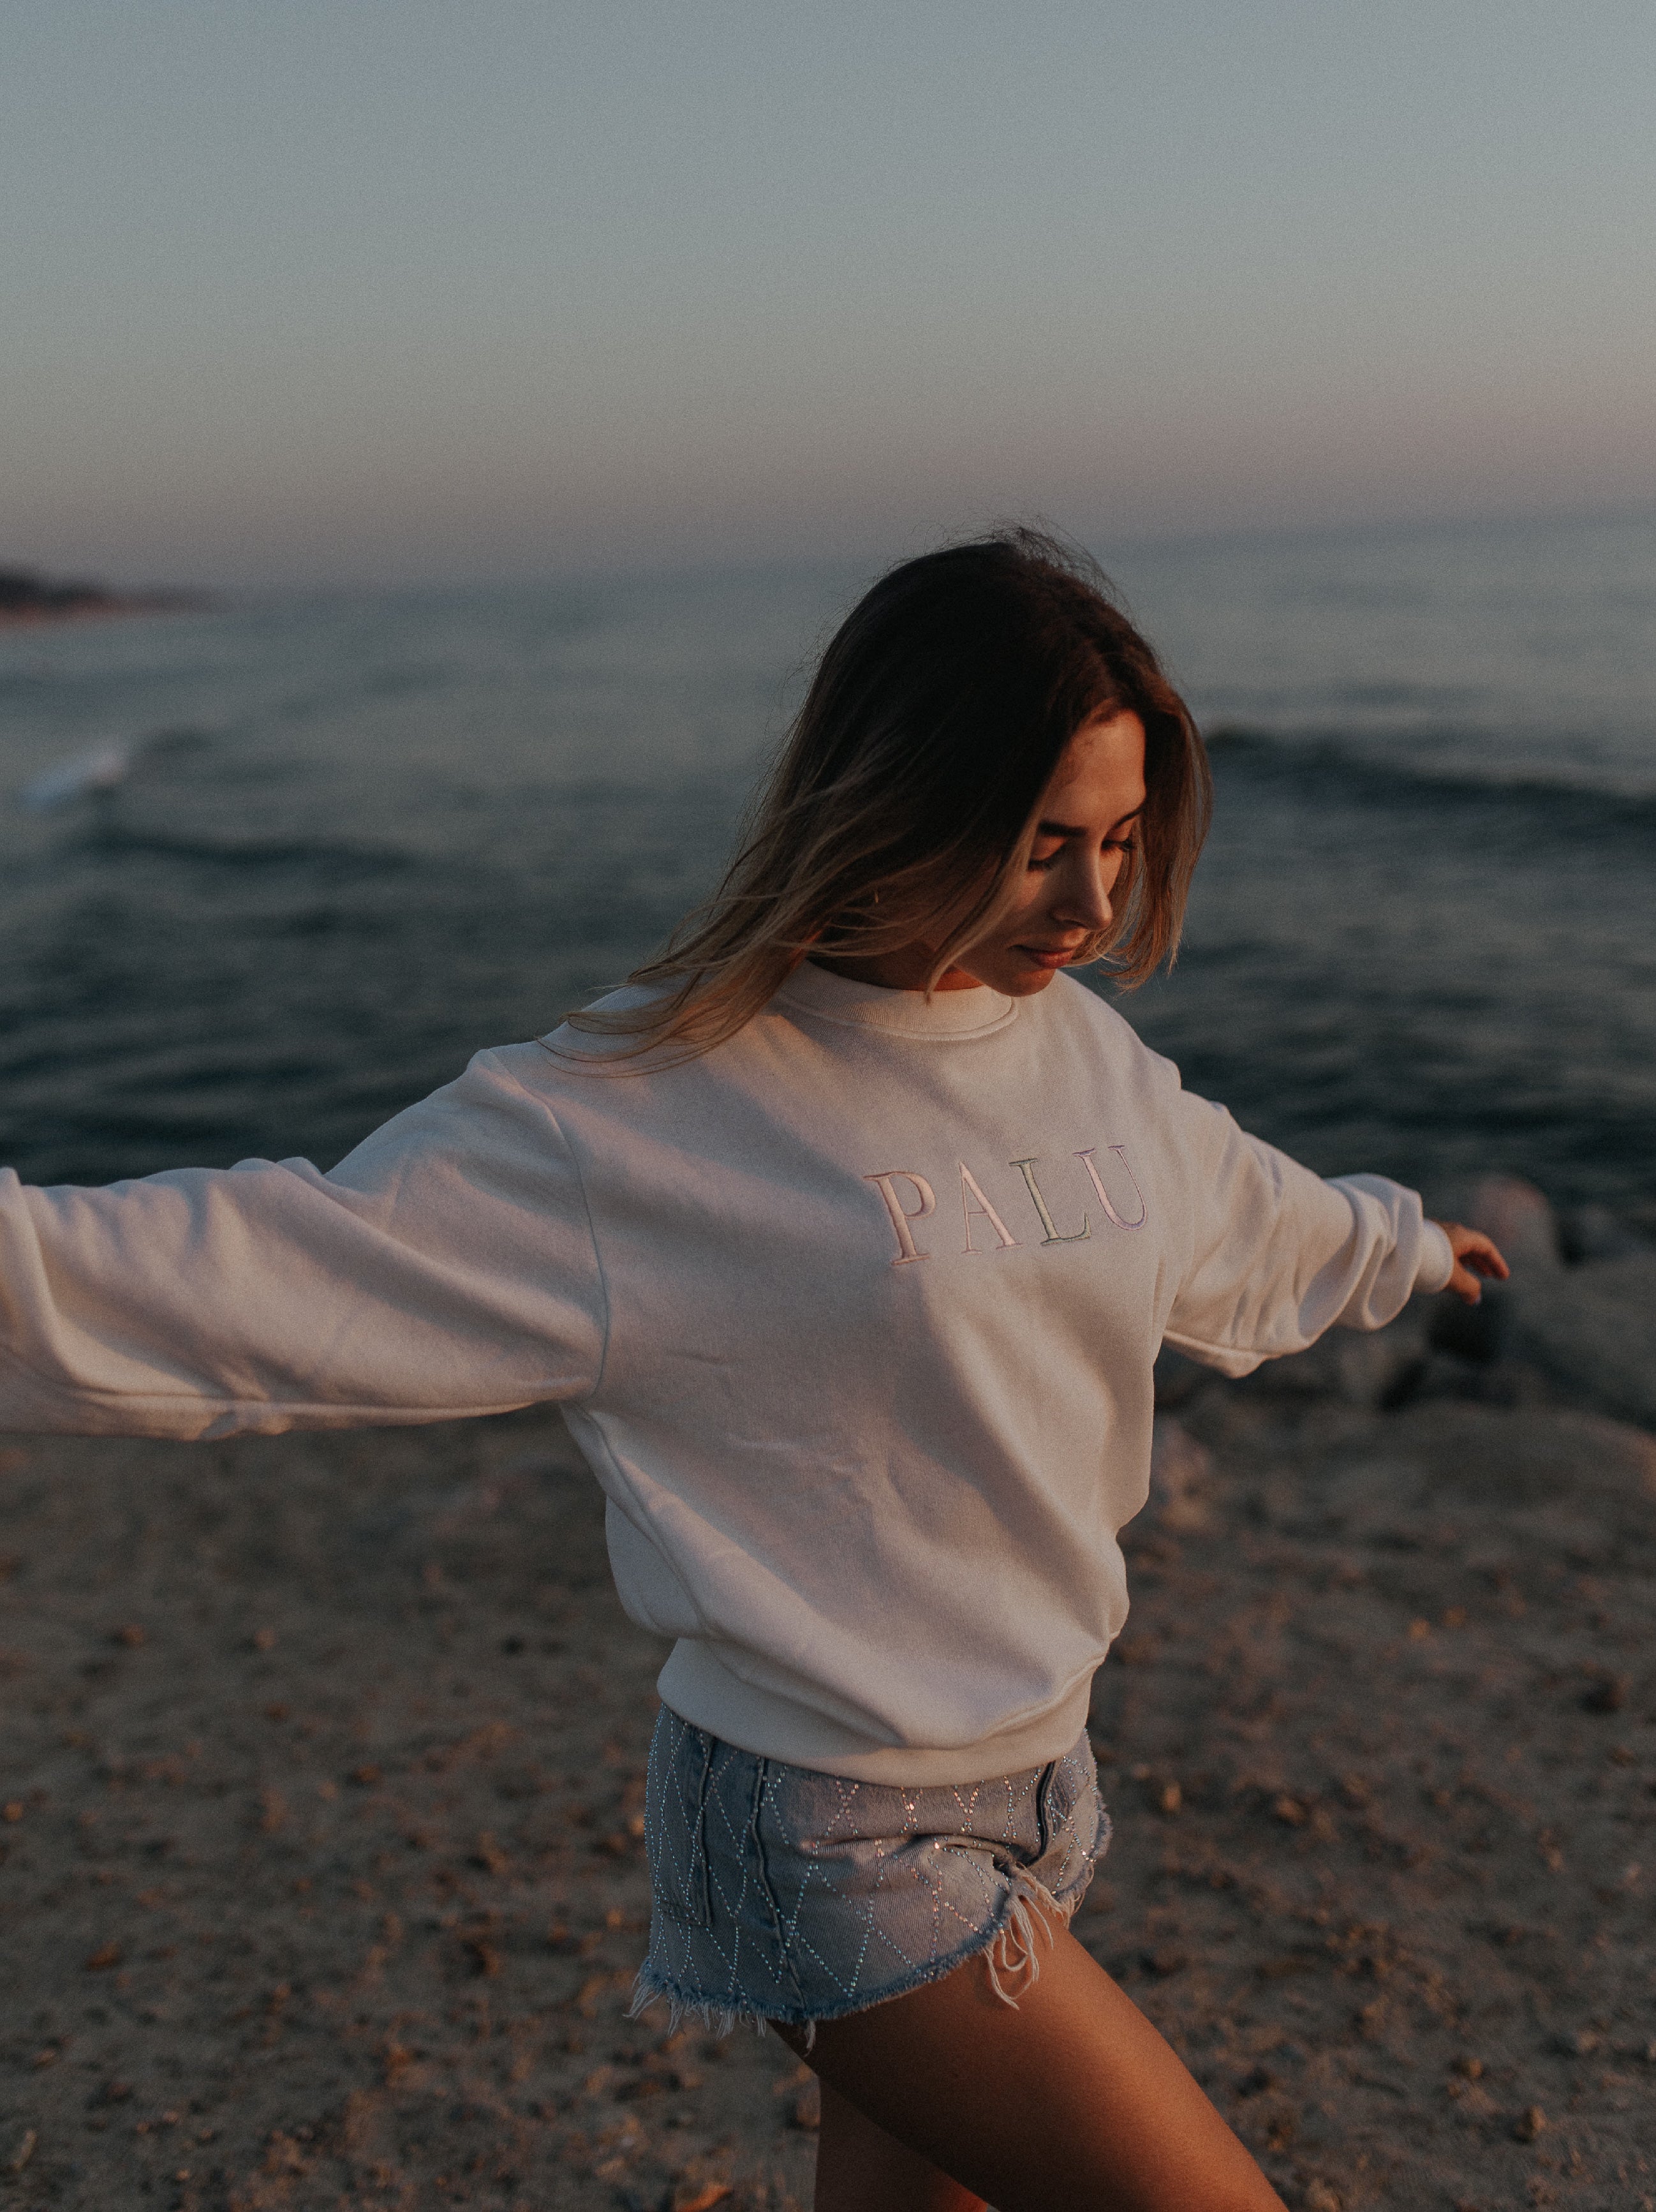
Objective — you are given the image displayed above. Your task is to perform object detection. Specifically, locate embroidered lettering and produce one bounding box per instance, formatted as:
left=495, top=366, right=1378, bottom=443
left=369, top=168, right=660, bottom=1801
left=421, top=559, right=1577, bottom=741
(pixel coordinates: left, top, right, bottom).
left=1074, top=1145, right=1149, bottom=1230
left=1009, top=1157, right=1091, bottom=1244
left=958, top=1162, right=1019, bottom=1253
left=864, top=1170, right=938, bottom=1265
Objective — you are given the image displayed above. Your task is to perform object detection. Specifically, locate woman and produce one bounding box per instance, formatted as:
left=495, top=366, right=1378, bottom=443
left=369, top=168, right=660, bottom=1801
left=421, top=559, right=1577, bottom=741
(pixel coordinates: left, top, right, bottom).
left=0, top=530, right=1504, bottom=2209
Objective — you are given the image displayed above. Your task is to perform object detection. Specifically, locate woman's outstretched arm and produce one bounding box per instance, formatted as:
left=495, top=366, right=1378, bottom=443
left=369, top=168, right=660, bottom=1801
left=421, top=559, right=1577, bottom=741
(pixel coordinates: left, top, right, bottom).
left=1158, top=1090, right=1459, bottom=1376
left=0, top=1046, right=606, bottom=1437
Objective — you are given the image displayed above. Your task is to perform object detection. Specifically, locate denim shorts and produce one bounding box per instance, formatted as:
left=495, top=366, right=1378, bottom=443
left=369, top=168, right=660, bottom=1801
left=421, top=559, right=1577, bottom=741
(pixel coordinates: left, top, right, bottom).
left=632, top=1704, right=1109, bottom=2035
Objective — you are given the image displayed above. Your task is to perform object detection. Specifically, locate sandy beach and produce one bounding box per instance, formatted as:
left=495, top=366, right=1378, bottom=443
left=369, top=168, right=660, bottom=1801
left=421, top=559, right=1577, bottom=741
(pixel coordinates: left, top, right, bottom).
left=1, top=1266, right=1653, bottom=2211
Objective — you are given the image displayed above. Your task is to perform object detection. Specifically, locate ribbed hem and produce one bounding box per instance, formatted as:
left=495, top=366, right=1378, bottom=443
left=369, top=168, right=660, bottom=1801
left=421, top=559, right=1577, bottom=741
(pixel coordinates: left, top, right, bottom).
left=654, top=1638, right=1095, bottom=1785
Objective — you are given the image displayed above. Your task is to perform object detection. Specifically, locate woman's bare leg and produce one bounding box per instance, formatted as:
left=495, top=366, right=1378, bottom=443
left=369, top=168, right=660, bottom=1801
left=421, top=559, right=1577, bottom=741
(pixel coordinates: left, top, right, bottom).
left=813, top=2079, right=985, bottom=2211
left=774, top=1900, right=1285, bottom=2212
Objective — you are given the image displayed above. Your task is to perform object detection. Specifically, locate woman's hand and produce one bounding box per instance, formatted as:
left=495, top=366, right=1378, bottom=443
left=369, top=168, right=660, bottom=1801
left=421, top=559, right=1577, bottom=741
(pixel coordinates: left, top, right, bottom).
left=1430, top=1220, right=1511, bottom=1305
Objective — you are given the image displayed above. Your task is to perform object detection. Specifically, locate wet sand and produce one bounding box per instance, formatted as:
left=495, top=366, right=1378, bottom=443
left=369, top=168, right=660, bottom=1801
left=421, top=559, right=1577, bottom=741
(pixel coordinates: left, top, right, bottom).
left=1, top=1332, right=1652, bottom=2211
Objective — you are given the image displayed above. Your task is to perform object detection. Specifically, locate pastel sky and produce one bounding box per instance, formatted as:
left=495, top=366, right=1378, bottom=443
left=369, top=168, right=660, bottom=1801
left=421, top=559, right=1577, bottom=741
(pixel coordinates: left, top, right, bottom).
left=6, top=1, right=1655, bottom=585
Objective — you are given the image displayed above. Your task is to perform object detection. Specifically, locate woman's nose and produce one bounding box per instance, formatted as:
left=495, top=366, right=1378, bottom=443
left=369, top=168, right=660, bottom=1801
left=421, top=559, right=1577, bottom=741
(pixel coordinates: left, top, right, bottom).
left=1052, top=855, right=1114, bottom=930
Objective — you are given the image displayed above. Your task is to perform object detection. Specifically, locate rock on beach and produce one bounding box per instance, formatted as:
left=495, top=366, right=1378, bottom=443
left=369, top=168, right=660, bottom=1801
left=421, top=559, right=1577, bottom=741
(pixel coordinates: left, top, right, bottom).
left=1438, top=1177, right=1656, bottom=1429
left=1500, top=1251, right=1656, bottom=1429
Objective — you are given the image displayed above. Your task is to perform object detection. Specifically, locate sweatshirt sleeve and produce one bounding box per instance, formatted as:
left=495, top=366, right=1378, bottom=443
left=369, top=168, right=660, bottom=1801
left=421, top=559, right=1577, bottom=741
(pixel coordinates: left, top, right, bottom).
left=0, top=1048, right=607, bottom=1439
left=1161, top=1092, right=1452, bottom=1379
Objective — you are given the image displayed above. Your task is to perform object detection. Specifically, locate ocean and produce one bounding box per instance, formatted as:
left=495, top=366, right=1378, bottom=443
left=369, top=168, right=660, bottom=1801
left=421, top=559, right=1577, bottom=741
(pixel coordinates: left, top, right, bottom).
left=1, top=514, right=1652, bottom=1213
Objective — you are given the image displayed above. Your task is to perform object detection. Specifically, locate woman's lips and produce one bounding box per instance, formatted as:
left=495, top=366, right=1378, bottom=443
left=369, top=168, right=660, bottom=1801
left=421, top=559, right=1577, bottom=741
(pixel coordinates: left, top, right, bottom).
left=1017, top=945, right=1080, bottom=969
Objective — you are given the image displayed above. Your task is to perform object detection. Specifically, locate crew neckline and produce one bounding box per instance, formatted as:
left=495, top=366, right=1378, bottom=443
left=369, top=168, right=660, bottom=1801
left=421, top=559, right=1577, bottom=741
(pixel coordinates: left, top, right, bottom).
left=774, top=960, right=1019, bottom=1039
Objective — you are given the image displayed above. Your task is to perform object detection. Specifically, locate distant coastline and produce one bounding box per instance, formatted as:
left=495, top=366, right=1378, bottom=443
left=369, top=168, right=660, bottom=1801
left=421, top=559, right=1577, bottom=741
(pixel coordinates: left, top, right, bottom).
left=0, top=565, right=214, bottom=629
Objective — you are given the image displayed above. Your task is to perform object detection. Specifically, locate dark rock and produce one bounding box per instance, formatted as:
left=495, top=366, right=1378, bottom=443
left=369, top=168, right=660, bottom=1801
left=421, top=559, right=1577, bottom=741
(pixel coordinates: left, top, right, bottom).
left=1465, top=1177, right=1562, bottom=1275
left=1243, top=1309, right=1428, bottom=1408
left=1428, top=1293, right=1507, bottom=1366
left=1504, top=1252, right=1656, bottom=1429
left=1559, top=1205, right=1652, bottom=1265
left=1424, top=1180, right=1656, bottom=1425
left=1407, top=1349, right=1555, bottom=1409
left=1421, top=1177, right=1562, bottom=1370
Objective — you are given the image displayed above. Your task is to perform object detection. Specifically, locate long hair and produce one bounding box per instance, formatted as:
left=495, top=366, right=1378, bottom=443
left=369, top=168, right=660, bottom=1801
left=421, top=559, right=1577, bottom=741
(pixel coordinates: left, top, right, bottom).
left=565, top=526, right=1211, bottom=1060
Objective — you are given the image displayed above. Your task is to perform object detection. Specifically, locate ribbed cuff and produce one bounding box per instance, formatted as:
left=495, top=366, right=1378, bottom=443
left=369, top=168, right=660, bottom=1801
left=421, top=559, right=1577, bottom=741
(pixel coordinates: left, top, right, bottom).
left=1416, top=1219, right=1456, bottom=1295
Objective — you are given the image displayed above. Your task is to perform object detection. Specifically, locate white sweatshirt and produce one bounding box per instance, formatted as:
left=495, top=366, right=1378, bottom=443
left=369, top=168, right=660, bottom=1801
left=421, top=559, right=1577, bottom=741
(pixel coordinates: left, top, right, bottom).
left=0, top=965, right=1451, bottom=1783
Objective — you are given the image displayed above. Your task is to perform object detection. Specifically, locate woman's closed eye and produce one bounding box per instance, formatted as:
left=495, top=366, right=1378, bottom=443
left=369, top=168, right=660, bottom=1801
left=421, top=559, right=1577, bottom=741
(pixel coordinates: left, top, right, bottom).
left=1028, top=836, right=1135, bottom=873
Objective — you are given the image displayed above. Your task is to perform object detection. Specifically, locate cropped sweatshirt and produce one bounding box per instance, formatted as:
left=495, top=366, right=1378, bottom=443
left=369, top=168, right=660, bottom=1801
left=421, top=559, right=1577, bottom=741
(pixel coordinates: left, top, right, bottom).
left=0, top=965, right=1452, bottom=1783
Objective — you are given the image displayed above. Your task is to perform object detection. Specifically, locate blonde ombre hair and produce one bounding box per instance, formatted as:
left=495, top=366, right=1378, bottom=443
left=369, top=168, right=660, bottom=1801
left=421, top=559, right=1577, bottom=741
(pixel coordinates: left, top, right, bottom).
left=565, top=528, right=1211, bottom=1061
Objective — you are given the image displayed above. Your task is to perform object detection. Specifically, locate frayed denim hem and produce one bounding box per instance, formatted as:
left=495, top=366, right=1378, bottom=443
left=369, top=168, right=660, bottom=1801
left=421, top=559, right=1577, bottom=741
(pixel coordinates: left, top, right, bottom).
left=628, top=1864, right=1084, bottom=2051
left=625, top=1969, right=790, bottom=2045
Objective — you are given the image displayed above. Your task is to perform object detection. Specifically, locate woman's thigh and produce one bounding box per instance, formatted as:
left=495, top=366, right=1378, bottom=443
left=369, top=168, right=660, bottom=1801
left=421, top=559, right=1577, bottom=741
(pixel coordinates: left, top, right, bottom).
left=779, top=1909, right=1286, bottom=2212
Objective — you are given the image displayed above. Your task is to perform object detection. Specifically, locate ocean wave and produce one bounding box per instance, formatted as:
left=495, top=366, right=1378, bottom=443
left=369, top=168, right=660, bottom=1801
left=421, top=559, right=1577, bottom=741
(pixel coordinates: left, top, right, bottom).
left=77, top=822, right=418, bottom=876
left=17, top=726, right=217, bottom=812
left=1204, top=726, right=1656, bottom=837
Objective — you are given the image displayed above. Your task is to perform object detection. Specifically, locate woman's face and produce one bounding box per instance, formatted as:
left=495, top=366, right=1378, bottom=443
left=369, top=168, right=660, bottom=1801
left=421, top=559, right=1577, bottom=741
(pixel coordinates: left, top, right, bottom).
left=811, top=709, right=1148, bottom=998
left=946, top=708, right=1148, bottom=997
